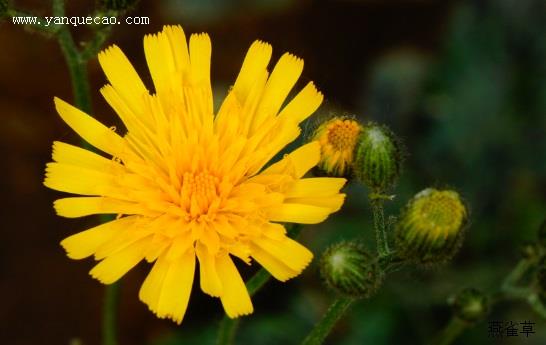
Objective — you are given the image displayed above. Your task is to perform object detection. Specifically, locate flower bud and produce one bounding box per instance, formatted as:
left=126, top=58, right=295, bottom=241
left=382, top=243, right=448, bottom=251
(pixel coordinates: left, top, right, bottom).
left=320, top=241, right=383, bottom=298
left=98, top=0, right=139, bottom=12
left=395, top=188, right=468, bottom=265
left=311, top=116, right=362, bottom=177
left=449, top=288, right=489, bottom=323
left=354, top=123, right=402, bottom=192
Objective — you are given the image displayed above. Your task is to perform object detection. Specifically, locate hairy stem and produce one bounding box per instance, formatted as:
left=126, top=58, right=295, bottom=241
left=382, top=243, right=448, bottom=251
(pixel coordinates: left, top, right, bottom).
left=53, top=0, right=92, bottom=114
left=371, top=197, right=390, bottom=256
left=300, top=297, right=355, bottom=345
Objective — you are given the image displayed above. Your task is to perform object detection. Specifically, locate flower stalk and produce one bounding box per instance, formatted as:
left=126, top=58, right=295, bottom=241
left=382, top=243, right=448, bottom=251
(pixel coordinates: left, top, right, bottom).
left=371, top=195, right=390, bottom=256
left=300, top=297, right=355, bottom=345
left=103, top=282, right=121, bottom=345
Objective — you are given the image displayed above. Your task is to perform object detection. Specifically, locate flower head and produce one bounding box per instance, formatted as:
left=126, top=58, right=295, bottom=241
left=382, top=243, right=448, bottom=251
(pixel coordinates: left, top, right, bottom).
left=311, top=116, right=362, bottom=177
left=44, top=25, right=346, bottom=323
left=395, top=188, right=467, bottom=265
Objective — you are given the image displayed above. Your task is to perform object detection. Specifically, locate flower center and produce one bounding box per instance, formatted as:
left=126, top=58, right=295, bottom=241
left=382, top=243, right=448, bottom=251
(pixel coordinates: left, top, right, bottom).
left=413, top=191, right=466, bottom=237
left=181, top=171, right=221, bottom=218
left=326, top=119, right=361, bottom=151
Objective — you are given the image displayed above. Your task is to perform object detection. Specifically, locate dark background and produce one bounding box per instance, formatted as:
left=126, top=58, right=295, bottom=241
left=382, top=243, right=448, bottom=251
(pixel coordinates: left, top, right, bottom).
left=1, top=0, right=545, bottom=344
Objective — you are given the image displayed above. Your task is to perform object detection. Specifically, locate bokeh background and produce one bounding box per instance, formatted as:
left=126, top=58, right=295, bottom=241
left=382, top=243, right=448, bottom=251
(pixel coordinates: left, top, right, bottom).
left=1, top=0, right=545, bottom=344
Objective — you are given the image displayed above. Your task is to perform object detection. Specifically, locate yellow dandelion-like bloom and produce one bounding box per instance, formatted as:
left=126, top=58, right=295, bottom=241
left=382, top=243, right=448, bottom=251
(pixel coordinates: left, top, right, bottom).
left=312, top=117, right=362, bottom=177
left=44, top=25, right=346, bottom=324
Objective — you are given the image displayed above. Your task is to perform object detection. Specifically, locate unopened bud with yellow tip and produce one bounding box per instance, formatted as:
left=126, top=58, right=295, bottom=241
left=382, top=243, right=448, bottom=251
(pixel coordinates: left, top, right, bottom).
left=354, top=123, right=402, bottom=192
left=311, top=116, right=363, bottom=177
left=320, top=241, right=383, bottom=298
left=395, top=188, right=468, bottom=265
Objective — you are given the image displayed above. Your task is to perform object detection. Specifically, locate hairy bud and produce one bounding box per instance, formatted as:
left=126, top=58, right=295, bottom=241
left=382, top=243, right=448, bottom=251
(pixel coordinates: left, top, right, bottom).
left=354, top=123, right=402, bottom=192
left=320, top=241, right=383, bottom=298
left=311, top=116, right=362, bottom=177
left=395, top=188, right=468, bottom=265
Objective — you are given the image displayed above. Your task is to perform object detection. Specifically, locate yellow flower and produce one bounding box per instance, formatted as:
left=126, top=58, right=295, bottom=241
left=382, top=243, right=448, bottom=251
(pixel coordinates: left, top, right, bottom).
left=312, top=117, right=362, bottom=177
left=44, top=25, right=346, bottom=324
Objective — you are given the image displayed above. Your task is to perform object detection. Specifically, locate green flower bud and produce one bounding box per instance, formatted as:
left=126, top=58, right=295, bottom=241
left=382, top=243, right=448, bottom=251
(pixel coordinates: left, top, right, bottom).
left=395, top=188, right=468, bottom=265
left=320, top=241, right=383, bottom=298
left=354, top=123, right=402, bottom=192
left=97, top=0, right=139, bottom=12
left=449, top=288, right=489, bottom=323
left=311, top=116, right=363, bottom=178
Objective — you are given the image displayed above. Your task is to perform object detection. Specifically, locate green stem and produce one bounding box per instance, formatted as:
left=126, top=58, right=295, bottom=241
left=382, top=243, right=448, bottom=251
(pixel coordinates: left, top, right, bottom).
left=300, top=297, right=355, bottom=345
left=371, top=197, right=389, bottom=256
left=217, top=224, right=303, bottom=345
left=103, top=283, right=121, bottom=345
left=53, top=0, right=91, bottom=113
left=430, top=318, right=468, bottom=345
left=501, top=259, right=532, bottom=291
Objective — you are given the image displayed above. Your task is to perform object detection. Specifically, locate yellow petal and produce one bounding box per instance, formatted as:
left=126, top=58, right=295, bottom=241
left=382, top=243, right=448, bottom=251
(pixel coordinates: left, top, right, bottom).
left=250, top=235, right=313, bottom=281
left=277, top=82, right=323, bottom=123
left=145, top=30, right=176, bottom=94
left=98, top=45, right=148, bottom=114
left=44, top=162, right=115, bottom=196
left=268, top=203, right=334, bottom=224
left=54, top=197, right=148, bottom=218
left=94, top=223, right=150, bottom=260
left=189, top=33, right=212, bottom=86
left=285, top=178, right=346, bottom=198
left=216, top=254, right=253, bottom=318
left=60, top=216, right=136, bottom=259
left=196, top=242, right=222, bottom=297
left=287, top=194, right=346, bottom=211
left=261, top=141, right=320, bottom=178
left=252, top=53, right=303, bottom=130
left=232, top=40, right=272, bottom=104
left=139, top=252, right=196, bottom=324
left=89, top=237, right=148, bottom=284
left=51, top=141, right=116, bottom=170
left=54, top=97, right=124, bottom=156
